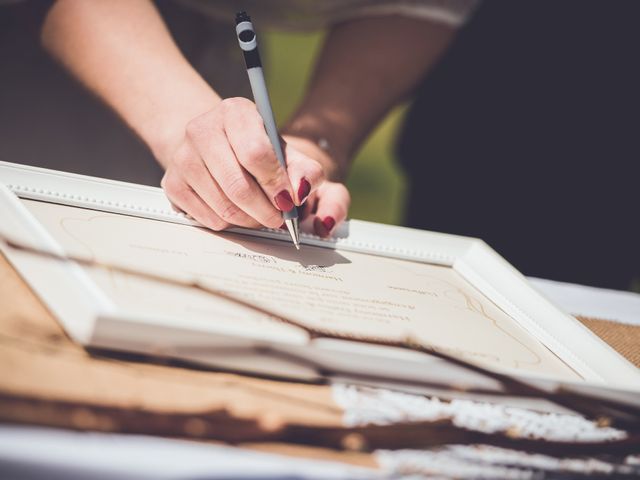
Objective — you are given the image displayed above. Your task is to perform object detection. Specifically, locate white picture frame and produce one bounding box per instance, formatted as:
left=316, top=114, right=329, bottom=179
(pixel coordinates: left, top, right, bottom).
left=2, top=160, right=639, bottom=405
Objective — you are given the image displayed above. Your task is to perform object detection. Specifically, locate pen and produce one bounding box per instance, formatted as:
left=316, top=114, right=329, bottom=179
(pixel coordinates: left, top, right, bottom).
left=235, top=11, right=300, bottom=250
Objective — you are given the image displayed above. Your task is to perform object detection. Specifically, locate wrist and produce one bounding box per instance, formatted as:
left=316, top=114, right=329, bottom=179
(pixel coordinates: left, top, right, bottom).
left=140, top=84, right=221, bottom=168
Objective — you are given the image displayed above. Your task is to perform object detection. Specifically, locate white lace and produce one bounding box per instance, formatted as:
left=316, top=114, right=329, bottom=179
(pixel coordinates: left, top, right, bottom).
left=332, top=384, right=638, bottom=478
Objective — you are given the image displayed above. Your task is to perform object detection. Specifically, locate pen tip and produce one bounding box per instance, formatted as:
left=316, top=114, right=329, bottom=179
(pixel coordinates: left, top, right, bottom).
left=284, top=218, right=301, bottom=251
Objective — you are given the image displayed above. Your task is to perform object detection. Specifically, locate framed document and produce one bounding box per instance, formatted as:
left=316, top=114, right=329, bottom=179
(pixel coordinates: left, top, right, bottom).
left=1, top=160, right=639, bottom=406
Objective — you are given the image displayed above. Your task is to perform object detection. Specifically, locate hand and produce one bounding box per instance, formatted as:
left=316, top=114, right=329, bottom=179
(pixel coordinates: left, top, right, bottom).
left=282, top=135, right=351, bottom=238
left=298, top=181, right=351, bottom=237
left=160, top=97, right=326, bottom=231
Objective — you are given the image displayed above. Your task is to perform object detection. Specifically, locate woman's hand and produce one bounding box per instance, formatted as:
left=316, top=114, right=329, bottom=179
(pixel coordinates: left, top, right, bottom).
left=161, top=97, right=329, bottom=232
left=282, top=135, right=351, bottom=238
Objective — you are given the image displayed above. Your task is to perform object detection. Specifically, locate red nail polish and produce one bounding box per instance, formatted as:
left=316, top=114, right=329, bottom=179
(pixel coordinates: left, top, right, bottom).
left=274, top=190, right=294, bottom=212
left=298, top=177, right=311, bottom=203
left=314, top=217, right=328, bottom=237
left=322, top=216, right=335, bottom=232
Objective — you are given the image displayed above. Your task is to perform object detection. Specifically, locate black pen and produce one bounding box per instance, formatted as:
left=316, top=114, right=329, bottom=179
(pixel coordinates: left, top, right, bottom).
left=235, top=11, right=300, bottom=250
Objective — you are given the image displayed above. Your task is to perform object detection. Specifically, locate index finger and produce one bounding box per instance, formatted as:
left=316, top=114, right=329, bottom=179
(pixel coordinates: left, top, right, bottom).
left=223, top=99, right=296, bottom=213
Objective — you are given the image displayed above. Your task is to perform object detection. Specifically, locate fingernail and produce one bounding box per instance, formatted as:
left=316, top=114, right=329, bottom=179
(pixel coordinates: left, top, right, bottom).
left=314, top=216, right=335, bottom=238
left=322, top=216, right=335, bottom=232
left=297, top=177, right=311, bottom=204
left=314, top=217, right=328, bottom=237
left=274, top=190, right=294, bottom=212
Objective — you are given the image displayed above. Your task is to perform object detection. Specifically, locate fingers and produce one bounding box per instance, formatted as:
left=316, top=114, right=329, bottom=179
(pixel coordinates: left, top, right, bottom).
left=173, top=143, right=262, bottom=229
left=161, top=171, right=229, bottom=231
left=186, top=110, right=283, bottom=229
left=282, top=143, right=326, bottom=205
left=312, top=182, right=350, bottom=238
left=222, top=98, right=298, bottom=212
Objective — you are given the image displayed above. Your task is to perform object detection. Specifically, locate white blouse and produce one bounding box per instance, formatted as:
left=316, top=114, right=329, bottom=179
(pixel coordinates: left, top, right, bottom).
left=178, top=0, right=479, bottom=29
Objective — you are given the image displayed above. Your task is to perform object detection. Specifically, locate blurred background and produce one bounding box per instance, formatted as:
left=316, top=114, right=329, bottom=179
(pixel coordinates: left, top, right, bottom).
left=265, top=31, right=406, bottom=226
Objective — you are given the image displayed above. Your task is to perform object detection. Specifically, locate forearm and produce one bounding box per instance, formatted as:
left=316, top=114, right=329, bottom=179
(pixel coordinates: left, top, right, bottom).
left=283, top=16, right=455, bottom=180
left=41, top=0, right=220, bottom=166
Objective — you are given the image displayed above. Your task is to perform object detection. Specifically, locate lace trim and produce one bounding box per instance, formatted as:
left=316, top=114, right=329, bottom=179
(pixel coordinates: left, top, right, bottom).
left=332, top=384, right=638, bottom=477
